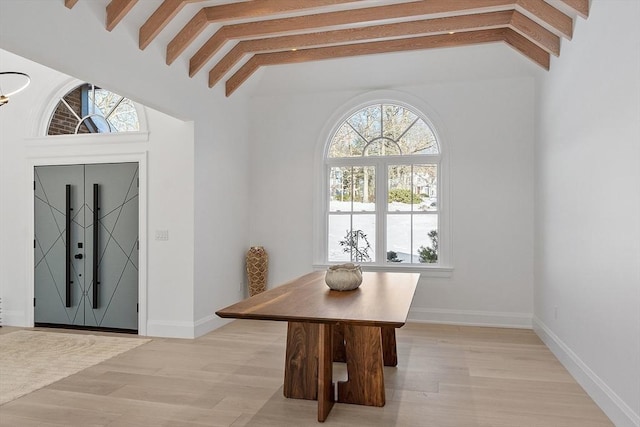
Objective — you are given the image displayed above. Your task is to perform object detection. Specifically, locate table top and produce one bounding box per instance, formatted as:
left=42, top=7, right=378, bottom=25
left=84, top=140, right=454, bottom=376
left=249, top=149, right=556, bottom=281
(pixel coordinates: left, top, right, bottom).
left=216, top=271, right=419, bottom=327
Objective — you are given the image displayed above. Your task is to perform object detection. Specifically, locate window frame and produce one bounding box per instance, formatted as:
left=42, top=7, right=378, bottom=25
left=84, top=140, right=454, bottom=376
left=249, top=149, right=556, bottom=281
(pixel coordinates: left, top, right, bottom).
left=44, top=81, right=144, bottom=136
left=313, top=93, right=452, bottom=275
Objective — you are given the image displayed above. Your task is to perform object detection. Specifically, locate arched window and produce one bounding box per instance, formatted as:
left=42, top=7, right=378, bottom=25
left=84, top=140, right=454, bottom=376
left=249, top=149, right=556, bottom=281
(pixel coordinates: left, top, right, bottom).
left=325, top=102, right=445, bottom=267
left=47, top=83, right=139, bottom=135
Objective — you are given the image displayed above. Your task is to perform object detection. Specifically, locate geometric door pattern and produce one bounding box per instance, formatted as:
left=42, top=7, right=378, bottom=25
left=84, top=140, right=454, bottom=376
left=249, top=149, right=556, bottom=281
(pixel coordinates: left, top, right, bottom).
left=34, top=163, right=139, bottom=331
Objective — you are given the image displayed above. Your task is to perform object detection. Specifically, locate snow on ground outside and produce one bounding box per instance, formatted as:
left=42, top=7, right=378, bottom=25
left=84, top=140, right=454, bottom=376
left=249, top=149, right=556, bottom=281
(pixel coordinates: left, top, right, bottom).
left=328, top=201, right=437, bottom=263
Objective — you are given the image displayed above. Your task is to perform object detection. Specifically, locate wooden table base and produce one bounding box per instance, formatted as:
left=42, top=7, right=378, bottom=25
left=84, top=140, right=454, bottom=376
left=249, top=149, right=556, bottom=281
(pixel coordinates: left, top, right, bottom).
left=283, top=322, right=319, bottom=400
left=336, top=324, right=385, bottom=407
left=283, top=321, right=398, bottom=422
left=334, top=324, right=398, bottom=367
left=318, top=324, right=335, bottom=422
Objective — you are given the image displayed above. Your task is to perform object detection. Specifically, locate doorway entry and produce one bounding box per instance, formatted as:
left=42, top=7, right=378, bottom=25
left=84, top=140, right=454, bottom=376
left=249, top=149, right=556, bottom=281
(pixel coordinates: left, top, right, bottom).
left=34, top=162, right=139, bottom=332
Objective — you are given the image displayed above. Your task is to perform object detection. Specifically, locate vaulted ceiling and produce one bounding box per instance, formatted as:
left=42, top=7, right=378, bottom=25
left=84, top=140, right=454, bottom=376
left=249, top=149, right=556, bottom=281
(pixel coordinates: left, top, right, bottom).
left=65, top=0, right=589, bottom=96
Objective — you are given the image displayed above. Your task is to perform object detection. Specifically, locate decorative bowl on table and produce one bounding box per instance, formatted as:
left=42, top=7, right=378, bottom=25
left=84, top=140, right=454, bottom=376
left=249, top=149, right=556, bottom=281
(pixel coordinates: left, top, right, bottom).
left=325, top=263, right=363, bottom=291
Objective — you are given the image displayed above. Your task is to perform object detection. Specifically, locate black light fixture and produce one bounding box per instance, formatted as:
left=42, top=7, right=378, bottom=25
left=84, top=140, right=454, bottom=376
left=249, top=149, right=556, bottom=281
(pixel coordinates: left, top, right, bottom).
left=0, top=72, right=31, bottom=107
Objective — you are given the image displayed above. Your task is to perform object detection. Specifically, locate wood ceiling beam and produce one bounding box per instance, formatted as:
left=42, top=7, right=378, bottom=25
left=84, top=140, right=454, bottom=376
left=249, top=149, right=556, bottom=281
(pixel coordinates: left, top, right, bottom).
left=207, top=9, right=560, bottom=85
left=65, top=0, right=79, bottom=9
left=516, top=0, right=572, bottom=39
left=207, top=11, right=515, bottom=86
left=509, top=10, right=560, bottom=56
left=166, top=0, right=364, bottom=65
left=106, top=0, right=138, bottom=32
left=139, top=0, right=204, bottom=50
left=503, top=27, right=550, bottom=69
left=204, top=0, right=363, bottom=22
left=225, top=29, right=508, bottom=96
left=192, top=0, right=516, bottom=75
left=559, top=0, right=589, bottom=19
left=166, top=9, right=208, bottom=65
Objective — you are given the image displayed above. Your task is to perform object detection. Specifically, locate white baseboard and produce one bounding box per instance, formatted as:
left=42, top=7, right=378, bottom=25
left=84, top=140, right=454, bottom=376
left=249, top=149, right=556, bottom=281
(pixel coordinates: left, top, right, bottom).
left=409, top=307, right=532, bottom=329
left=194, top=314, right=231, bottom=338
left=158, top=308, right=532, bottom=338
left=1, top=310, right=199, bottom=338
left=1, top=310, right=28, bottom=327
left=145, top=315, right=231, bottom=339
left=533, top=316, right=639, bottom=427
left=146, top=319, right=197, bottom=339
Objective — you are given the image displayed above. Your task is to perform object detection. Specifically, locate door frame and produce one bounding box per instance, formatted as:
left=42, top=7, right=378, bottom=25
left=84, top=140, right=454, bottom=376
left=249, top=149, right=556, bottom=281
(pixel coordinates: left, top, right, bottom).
left=27, top=153, right=148, bottom=335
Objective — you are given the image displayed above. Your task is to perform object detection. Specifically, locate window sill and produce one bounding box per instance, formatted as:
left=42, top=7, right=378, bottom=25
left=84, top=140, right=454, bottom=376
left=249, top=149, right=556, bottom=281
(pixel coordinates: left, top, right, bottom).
left=312, top=263, right=453, bottom=278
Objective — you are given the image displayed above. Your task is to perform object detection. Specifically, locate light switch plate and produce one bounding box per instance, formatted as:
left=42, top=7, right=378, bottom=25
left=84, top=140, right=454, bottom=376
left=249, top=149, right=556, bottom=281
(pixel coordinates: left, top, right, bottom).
left=155, top=229, right=169, bottom=241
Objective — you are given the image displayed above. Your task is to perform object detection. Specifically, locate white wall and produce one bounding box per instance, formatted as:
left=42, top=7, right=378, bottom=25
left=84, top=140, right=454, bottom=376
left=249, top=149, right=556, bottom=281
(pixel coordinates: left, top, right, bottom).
left=0, top=49, right=196, bottom=336
left=192, top=98, right=252, bottom=334
left=248, top=54, right=536, bottom=328
left=0, top=0, right=251, bottom=337
left=534, top=1, right=640, bottom=426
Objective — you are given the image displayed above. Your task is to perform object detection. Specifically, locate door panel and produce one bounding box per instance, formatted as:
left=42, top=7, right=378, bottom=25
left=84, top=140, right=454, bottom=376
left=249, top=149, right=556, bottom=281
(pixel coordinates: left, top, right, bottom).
left=84, top=163, right=138, bottom=330
left=98, top=261, right=139, bottom=329
left=34, top=163, right=138, bottom=331
left=34, top=165, right=85, bottom=325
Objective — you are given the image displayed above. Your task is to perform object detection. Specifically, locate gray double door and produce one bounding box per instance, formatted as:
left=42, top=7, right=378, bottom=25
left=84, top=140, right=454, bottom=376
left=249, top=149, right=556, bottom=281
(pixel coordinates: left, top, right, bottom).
left=34, top=163, right=139, bottom=331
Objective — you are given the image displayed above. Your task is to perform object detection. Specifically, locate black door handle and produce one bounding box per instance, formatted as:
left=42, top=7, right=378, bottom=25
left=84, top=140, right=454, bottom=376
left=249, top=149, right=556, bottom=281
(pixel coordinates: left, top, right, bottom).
left=66, top=185, right=71, bottom=307
left=93, top=183, right=99, bottom=309
left=74, top=253, right=84, bottom=259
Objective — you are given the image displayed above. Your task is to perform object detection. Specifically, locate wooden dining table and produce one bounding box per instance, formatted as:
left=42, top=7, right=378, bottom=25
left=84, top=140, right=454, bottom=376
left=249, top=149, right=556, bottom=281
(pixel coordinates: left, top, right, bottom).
left=215, top=270, right=419, bottom=422
left=216, top=271, right=420, bottom=422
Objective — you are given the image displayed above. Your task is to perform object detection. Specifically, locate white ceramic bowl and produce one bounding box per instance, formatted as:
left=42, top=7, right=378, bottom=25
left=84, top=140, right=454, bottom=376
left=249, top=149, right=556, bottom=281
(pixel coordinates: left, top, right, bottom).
left=325, top=263, right=363, bottom=291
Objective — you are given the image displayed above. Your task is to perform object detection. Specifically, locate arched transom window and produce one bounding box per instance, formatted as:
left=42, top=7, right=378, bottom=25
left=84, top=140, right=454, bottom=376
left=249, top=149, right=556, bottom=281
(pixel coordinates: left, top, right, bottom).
left=47, top=83, right=139, bottom=135
left=325, top=102, right=442, bottom=266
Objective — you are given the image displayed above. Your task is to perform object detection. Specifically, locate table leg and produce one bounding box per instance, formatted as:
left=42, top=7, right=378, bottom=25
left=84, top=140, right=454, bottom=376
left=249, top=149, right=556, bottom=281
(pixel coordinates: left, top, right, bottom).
left=336, top=324, right=385, bottom=407
left=283, top=321, right=318, bottom=400
left=317, top=323, right=334, bottom=422
left=381, top=326, right=398, bottom=367
left=332, top=323, right=347, bottom=362
left=337, top=325, right=396, bottom=366
left=284, top=322, right=337, bottom=422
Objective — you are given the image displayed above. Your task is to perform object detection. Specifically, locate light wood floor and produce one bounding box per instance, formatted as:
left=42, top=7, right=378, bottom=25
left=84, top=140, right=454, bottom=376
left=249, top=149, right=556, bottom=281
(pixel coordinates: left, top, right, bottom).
left=0, top=321, right=613, bottom=426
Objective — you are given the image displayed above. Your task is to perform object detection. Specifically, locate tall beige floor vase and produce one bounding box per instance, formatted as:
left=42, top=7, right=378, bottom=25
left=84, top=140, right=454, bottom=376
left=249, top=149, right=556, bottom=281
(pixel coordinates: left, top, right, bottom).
left=246, top=246, right=268, bottom=296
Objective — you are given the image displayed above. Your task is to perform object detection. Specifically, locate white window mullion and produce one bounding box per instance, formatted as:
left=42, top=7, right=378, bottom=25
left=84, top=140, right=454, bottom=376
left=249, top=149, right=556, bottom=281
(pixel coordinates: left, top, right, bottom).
left=410, top=164, right=415, bottom=264
left=377, top=160, right=386, bottom=264
left=349, top=166, right=354, bottom=262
